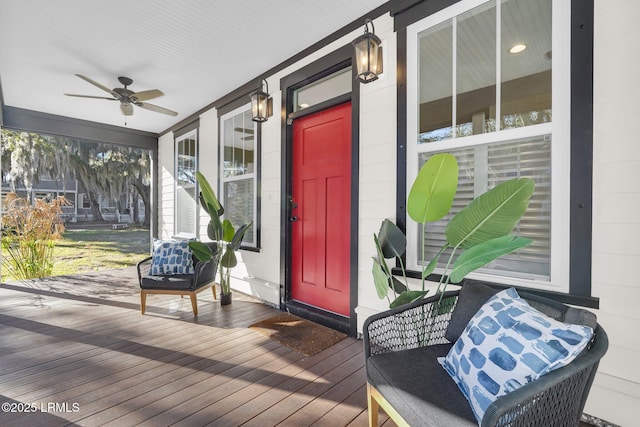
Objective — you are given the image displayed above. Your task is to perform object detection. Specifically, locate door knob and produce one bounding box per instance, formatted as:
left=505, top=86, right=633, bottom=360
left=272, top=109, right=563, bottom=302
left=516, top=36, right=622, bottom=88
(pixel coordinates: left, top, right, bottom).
left=289, top=216, right=298, bottom=222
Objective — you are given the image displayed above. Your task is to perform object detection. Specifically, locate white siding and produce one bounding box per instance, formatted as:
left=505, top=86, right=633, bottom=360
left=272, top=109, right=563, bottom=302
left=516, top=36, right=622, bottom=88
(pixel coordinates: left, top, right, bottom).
left=355, top=17, right=400, bottom=329
left=197, top=108, right=219, bottom=239
left=158, top=132, right=175, bottom=239
left=232, top=90, right=282, bottom=305
left=590, top=0, right=640, bottom=425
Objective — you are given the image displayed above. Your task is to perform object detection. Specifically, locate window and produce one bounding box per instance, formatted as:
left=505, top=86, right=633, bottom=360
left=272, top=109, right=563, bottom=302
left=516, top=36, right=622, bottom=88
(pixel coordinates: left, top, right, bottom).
left=80, top=193, right=91, bottom=209
left=407, top=0, right=570, bottom=292
left=220, top=106, right=258, bottom=248
left=293, top=68, right=351, bottom=112
left=58, top=192, right=76, bottom=213
left=175, top=129, right=198, bottom=237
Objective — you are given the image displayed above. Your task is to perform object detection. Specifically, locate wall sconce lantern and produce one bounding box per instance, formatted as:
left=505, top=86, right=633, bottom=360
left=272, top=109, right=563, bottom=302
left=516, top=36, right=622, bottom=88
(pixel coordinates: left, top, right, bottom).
left=250, top=79, right=273, bottom=122
left=352, top=18, right=383, bottom=83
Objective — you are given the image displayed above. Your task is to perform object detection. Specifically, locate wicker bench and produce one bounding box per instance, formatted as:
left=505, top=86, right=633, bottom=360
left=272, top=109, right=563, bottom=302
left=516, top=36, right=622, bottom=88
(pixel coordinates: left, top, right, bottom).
left=363, top=284, right=608, bottom=427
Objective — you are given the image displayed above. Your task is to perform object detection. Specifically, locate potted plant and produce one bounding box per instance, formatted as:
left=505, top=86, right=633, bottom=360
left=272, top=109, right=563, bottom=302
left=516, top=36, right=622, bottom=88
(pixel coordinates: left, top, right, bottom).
left=373, top=153, right=535, bottom=308
left=189, top=171, right=252, bottom=305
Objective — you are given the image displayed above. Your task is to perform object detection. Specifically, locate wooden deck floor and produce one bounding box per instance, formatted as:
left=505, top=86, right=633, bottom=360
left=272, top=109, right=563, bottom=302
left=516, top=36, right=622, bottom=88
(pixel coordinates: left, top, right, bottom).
left=0, top=268, right=391, bottom=426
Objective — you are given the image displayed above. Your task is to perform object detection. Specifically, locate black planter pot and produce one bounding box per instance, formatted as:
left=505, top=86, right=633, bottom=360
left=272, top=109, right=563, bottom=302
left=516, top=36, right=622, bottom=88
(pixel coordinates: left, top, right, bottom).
left=220, top=293, right=232, bottom=305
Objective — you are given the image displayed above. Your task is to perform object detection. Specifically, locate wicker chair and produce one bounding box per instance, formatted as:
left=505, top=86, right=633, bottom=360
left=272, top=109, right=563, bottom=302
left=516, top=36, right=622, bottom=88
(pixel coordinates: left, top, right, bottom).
left=363, top=286, right=608, bottom=427
left=137, top=242, right=219, bottom=315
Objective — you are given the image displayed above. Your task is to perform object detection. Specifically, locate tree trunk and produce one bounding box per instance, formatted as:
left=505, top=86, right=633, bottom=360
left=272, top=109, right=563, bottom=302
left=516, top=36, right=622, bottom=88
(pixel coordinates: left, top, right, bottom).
left=85, top=187, right=104, bottom=222
left=132, top=179, right=151, bottom=227
left=132, top=191, right=140, bottom=224
left=72, top=160, right=105, bottom=222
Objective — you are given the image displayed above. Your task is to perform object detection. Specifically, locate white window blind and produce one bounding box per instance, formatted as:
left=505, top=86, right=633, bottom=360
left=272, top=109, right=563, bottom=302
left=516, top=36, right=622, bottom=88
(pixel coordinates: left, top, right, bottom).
left=223, top=178, right=255, bottom=244
left=420, top=135, right=551, bottom=280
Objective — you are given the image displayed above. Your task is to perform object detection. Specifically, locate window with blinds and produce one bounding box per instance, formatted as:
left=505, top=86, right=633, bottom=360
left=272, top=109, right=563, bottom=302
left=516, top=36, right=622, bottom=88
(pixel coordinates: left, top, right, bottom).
left=223, top=178, right=255, bottom=244
left=406, top=0, right=567, bottom=287
left=220, top=105, right=258, bottom=248
left=419, top=136, right=551, bottom=280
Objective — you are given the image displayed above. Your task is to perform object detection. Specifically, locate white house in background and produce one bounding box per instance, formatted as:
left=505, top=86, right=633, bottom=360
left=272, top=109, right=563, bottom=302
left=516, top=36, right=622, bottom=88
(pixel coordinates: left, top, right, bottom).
left=0, top=173, right=78, bottom=220
left=0, top=175, right=144, bottom=224
left=153, top=1, right=636, bottom=425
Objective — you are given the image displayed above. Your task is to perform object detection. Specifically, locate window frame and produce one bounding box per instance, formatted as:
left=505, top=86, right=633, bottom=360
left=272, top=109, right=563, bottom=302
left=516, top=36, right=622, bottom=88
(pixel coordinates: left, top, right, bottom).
left=174, top=128, right=199, bottom=238
left=219, top=103, right=260, bottom=250
left=406, top=0, right=570, bottom=292
left=79, top=193, right=91, bottom=209
left=394, top=0, right=596, bottom=306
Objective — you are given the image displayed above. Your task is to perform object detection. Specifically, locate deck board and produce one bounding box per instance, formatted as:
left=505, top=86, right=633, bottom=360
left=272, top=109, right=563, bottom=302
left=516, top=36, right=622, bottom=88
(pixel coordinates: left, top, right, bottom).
left=0, top=268, right=385, bottom=426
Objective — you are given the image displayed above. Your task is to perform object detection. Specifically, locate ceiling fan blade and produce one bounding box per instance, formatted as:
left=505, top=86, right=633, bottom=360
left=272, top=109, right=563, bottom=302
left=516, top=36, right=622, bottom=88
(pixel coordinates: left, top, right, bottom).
left=75, top=74, right=119, bottom=97
left=132, top=89, right=164, bottom=101
left=65, top=93, right=117, bottom=100
left=121, top=103, right=134, bottom=116
left=137, top=102, right=178, bottom=116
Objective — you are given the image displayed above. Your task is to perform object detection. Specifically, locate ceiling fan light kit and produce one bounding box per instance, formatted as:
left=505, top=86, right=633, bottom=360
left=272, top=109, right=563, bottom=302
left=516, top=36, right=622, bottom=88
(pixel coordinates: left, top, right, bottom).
left=64, top=74, right=178, bottom=117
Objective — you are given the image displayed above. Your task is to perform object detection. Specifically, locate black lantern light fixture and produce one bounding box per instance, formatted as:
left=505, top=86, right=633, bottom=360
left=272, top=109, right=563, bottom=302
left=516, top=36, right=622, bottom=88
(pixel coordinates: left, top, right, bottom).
left=250, top=78, right=273, bottom=122
left=352, top=18, right=383, bottom=83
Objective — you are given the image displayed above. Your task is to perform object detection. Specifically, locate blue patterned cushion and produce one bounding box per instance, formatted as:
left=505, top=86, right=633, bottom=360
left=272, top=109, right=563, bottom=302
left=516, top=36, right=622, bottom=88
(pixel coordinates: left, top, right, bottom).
left=150, top=239, right=195, bottom=276
left=441, top=288, right=594, bottom=424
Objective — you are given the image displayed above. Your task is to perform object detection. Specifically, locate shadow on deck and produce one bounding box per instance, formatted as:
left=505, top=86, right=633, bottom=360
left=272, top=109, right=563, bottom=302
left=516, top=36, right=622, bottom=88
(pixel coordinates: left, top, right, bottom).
left=0, top=268, right=389, bottom=426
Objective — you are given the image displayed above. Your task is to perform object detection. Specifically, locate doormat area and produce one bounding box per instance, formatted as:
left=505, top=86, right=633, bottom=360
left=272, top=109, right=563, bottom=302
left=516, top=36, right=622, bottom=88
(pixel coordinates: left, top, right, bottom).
left=249, top=313, right=347, bottom=356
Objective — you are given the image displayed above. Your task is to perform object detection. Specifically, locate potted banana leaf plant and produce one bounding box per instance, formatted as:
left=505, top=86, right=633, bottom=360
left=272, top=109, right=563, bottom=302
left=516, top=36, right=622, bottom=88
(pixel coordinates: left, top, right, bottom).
left=189, top=171, right=252, bottom=305
left=372, top=153, right=534, bottom=308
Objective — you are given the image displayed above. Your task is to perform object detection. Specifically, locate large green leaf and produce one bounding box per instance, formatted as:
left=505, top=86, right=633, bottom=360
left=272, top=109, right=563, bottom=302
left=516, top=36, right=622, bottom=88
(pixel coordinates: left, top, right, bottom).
left=229, top=222, right=252, bottom=250
left=373, top=233, right=390, bottom=276
left=422, top=245, right=446, bottom=279
left=220, top=245, right=238, bottom=268
left=407, top=153, right=458, bottom=224
left=207, top=213, right=223, bottom=242
left=448, top=235, right=533, bottom=283
left=198, top=192, right=211, bottom=216
left=377, top=219, right=406, bottom=259
left=445, top=178, right=534, bottom=249
left=390, top=290, right=429, bottom=308
left=372, top=258, right=390, bottom=299
left=390, top=276, right=408, bottom=294
left=222, top=219, right=235, bottom=242
left=196, top=171, right=224, bottom=216
left=189, top=240, right=214, bottom=262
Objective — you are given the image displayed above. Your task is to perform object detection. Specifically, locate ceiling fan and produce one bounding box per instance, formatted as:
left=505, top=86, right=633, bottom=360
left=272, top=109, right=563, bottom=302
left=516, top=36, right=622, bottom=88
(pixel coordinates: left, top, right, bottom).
left=65, top=74, right=178, bottom=116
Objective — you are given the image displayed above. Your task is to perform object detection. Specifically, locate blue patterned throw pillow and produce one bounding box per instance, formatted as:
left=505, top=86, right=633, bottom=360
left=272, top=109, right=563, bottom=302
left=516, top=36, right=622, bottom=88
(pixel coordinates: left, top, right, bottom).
left=441, top=288, right=594, bottom=424
left=150, top=239, right=195, bottom=276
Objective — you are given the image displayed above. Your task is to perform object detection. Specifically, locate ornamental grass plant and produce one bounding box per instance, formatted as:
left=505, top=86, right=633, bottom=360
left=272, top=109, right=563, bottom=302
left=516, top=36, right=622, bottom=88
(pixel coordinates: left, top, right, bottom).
left=1, top=192, right=67, bottom=280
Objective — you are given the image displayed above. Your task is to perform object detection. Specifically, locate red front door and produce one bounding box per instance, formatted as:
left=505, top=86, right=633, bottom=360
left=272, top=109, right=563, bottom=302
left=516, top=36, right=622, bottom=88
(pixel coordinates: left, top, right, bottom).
left=291, top=102, right=351, bottom=317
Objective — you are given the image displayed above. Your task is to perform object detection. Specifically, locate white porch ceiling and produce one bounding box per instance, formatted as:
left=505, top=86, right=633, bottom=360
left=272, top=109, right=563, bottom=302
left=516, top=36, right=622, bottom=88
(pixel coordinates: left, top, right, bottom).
left=0, top=0, right=387, bottom=134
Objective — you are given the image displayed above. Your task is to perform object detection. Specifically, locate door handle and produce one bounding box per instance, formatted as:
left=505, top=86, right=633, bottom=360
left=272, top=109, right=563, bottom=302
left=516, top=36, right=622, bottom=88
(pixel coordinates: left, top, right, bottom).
left=289, top=216, right=298, bottom=222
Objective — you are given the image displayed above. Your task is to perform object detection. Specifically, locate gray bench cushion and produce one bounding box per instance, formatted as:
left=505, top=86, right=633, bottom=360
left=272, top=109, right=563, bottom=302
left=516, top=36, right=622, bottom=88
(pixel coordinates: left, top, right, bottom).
left=367, top=344, right=477, bottom=426
left=140, top=274, right=195, bottom=290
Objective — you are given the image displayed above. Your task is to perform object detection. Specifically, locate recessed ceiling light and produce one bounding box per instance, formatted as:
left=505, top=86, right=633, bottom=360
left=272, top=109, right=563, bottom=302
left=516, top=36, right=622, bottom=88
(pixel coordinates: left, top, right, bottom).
left=509, top=44, right=527, bottom=54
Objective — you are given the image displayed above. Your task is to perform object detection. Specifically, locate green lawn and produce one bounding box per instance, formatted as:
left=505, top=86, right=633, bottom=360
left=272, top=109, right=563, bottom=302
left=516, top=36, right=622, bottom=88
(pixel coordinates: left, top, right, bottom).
left=2, top=228, right=151, bottom=281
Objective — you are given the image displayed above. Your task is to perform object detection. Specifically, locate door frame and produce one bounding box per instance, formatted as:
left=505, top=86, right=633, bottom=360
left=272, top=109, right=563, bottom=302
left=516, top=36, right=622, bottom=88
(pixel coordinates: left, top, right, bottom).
left=279, top=44, right=360, bottom=337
